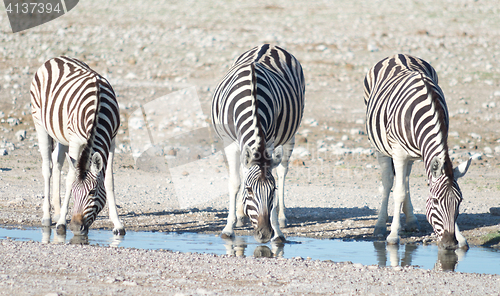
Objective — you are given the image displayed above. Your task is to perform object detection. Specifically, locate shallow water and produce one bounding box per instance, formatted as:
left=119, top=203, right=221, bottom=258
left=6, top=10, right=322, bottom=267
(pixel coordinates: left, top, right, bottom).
left=1, top=226, right=499, bottom=275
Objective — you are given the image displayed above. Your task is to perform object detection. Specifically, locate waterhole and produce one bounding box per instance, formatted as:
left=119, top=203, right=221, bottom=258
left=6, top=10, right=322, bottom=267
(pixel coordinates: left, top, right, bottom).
left=1, top=226, right=498, bottom=275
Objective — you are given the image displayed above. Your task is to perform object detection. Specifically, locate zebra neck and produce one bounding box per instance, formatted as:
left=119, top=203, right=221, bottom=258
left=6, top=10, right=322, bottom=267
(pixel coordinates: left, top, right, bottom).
left=423, top=151, right=453, bottom=186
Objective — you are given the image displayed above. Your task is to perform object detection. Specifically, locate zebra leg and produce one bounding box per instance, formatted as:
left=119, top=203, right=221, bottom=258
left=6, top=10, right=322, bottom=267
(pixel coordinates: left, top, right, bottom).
left=386, top=153, right=409, bottom=245
left=57, top=145, right=81, bottom=234
left=374, top=153, right=394, bottom=236
left=276, top=140, right=294, bottom=228
left=35, top=124, right=53, bottom=227
left=455, top=223, right=468, bottom=249
left=235, top=167, right=247, bottom=227
left=52, top=143, right=68, bottom=222
left=402, top=161, right=419, bottom=232
left=221, top=143, right=241, bottom=239
left=106, top=140, right=125, bottom=235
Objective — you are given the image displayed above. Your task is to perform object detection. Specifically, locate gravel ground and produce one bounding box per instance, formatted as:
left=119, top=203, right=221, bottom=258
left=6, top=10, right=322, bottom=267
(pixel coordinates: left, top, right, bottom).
left=1, top=0, right=500, bottom=294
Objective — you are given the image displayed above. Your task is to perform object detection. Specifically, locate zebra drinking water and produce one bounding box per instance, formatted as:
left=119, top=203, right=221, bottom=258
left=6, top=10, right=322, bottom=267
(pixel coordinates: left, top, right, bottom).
left=363, top=54, right=471, bottom=250
left=211, top=44, right=305, bottom=243
left=31, top=56, right=125, bottom=236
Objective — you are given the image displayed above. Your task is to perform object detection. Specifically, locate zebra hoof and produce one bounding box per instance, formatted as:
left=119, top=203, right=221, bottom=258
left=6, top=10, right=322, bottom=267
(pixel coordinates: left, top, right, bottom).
left=113, top=228, right=126, bottom=236
left=386, top=235, right=399, bottom=245
left=279, top=218, right=288, bottom=228
left=405, top=221, right=420, bottom=232
left=221, top=232, right=234, bottom=240
left=272, top=235, right=286, bottom=244
left=236, top=216, right=247, bottom=227
left=41, top=218, right=52, bottom=227
left=56, top=224, right=67, bottom=235
left=373, top=226, right=387, bottom=237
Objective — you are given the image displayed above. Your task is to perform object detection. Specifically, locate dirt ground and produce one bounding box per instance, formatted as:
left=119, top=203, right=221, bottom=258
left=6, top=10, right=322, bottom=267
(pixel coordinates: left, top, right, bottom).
left=0, top=0, right=500, bottom=275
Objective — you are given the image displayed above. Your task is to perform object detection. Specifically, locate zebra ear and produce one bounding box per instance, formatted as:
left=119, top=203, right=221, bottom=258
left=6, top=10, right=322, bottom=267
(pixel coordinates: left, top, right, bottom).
left=66, top=153, right=77, bottom=171
left=453, top=157, right=471, bottom=180
left=90, top=153, right=104, bottom=175
left=241, top=146, right=253, bottom=169
left=271, top=146, right=283, bottom=169
left=430, top=157, right=444, bottom=179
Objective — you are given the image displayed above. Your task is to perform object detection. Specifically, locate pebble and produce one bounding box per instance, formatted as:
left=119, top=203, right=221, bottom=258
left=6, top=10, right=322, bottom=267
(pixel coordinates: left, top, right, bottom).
left=6, top=118, right=20, bottom=126
left=15, top=130, right=26, bottom=141
left=0, top=149, right=7, bottom=156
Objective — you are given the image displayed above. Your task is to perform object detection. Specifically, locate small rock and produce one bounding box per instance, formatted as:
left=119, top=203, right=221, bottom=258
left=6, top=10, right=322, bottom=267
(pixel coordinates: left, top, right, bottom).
left=182, top=171, right=189, bottom=176
left=15, top=130, right=26, bottom=141
left=6, top=117, right=20, bottom=126
left=490, top=207, right=500, bottom=216
left=471, top=153, right=482, bottom=160
left=0, top=149, right=7, bottom=156
left=470, top=133, right=481, bottom=140
left=122, top=281, right=137, bottom=286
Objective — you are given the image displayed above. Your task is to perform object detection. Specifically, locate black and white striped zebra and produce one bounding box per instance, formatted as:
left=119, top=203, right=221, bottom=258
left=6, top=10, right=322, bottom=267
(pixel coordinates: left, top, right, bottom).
left=30, top=56, right=125, bottom=236
left=211, top=44, right=305, bottom=243
left=364, top=54, right=471, bottom=250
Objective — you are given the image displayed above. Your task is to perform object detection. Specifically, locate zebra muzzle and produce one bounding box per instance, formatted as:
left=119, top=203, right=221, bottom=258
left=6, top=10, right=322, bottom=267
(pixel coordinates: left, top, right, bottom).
left=69, top=213, right=89, bottom=236
left=438, top=230, right=458, bottom=250
left=254, top=214, right=274, bottom=243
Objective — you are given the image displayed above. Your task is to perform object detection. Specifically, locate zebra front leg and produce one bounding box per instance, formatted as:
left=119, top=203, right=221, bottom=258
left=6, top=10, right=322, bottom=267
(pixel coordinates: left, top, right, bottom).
left=235, top=172, right=247, bottom=227
left=276, top=142, right=294, bottom=228
left=35, top=124, right=53, bottom=227
left=374, top=153, right=393, bottom=236
left=386, top=154, right=409, bottom=245
left=455, top=223, right=468, bottom=250
left=270, top=201, right=285, bottom=243
left=52, top=143, right=68, bottom=222
left=105, top=141, right=125, bottom=235
left=222, top=143, right=241, bottom=239
left=402, top=161, right=419, bottom=232
left=57, top=148, right=81, bottom=235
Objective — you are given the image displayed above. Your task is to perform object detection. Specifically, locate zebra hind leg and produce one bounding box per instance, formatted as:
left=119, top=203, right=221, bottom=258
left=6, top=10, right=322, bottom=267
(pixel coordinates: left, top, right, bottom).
left=35, top=124, right=53, bottom=227
left=276, top=141, right=294, bottom=228
left=374, top=153, right=394, bottom=237
left=51, top=143, right=68, bottom=223
left=221, top=143, right=241, bottom=239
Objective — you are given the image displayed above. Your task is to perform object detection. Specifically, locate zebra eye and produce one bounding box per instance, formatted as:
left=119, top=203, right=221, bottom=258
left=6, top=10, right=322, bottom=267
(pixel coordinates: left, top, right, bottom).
left=246, top=187, right=253, bottom=196
left=89, top=189, right=96, bottom=196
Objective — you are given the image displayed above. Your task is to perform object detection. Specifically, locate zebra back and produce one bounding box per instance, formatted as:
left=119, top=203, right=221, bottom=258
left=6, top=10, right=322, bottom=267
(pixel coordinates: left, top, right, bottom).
left=364, top=54, right=451, bottom=180
left=212, top=44, right=305, bottom=155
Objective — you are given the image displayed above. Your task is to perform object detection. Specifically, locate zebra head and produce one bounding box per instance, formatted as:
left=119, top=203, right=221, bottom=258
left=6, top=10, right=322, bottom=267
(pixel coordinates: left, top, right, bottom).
left=426, top=157, right=471, bottom=250
left=241, top=146, right=283, bottom=243
left=67, top=152, right=106, bottom=236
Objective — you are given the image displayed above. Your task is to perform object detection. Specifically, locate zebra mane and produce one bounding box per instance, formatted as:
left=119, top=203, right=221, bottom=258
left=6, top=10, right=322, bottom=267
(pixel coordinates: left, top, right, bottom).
left=421, top=74, right=454, bottom=181
left=76, top=74, right=101, bottom=180
left=250, top=63, right=272, bottom=180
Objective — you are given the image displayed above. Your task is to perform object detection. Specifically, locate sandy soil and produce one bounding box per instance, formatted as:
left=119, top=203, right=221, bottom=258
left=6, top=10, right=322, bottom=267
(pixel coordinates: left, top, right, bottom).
left=1, top=0, right=500, bottom=294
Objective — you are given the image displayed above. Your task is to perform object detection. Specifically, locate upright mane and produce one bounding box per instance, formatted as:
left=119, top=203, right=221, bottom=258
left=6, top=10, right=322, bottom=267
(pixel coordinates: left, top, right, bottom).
left=250, top=63, right=272, bottom=180
left=421, top=74, right=454, bottom=182
left=76, top=74, right=101, bottom=180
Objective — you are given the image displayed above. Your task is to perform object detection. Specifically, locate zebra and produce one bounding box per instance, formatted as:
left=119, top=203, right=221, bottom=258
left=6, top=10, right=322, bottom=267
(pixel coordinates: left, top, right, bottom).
left=30, top=56, right=125, bottom=236
left=363, top=54, right=471, bottom=250
left=211, top=44, right=305, bottom=243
